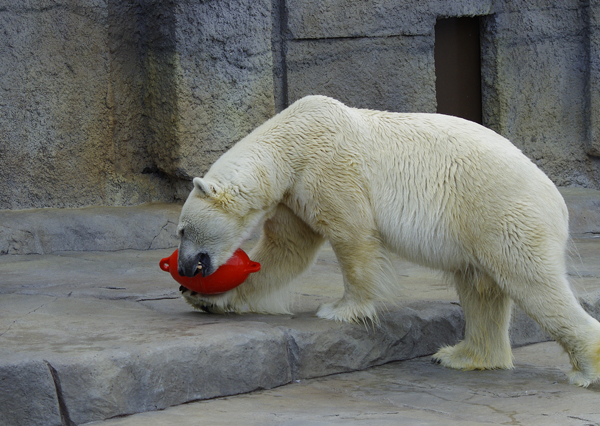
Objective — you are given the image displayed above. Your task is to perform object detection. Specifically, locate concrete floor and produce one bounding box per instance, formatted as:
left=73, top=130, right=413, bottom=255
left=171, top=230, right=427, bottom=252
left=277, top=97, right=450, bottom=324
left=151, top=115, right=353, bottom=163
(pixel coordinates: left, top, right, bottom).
left=90, top=342, right=600, bottom=426
left=1, top=237, right=600, bottom=425
left=1, top=187, right=599, bottom=425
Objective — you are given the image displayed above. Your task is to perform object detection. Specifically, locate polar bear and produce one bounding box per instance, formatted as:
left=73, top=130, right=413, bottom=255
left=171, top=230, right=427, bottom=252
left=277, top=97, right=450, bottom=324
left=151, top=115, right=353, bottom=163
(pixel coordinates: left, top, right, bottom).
left=177, top=95, right=600, bottom=387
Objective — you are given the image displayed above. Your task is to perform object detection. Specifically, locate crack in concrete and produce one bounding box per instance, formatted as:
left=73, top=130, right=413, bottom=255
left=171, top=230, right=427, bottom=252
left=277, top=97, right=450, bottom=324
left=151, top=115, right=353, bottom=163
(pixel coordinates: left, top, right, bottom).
left=283, top=329, right=300, bottom=382
left=44, top=360, right=76, bottom=426
left=391, top=377, right=559, bottom=400
left=567, top=415, right=600, bottom=426
left=411, top=388, right=524, bottom=425
left=136, top=295, right=180, bottom=302
left=395, top=401, right=453, bottom=417
left=148, top=220, right=176, bottom=250
left=0, top=301, right=49, bottom=337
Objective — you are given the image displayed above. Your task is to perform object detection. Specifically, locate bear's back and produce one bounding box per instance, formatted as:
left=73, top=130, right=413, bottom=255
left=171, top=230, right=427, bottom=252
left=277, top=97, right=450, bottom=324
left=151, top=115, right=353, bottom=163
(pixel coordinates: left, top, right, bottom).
left=336, top=107, right=568, bottom=270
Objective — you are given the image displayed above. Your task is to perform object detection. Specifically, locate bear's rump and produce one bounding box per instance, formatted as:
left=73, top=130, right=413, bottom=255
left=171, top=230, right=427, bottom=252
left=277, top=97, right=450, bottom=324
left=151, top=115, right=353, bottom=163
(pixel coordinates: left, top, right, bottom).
left=364, top=146, right=568, bottom=274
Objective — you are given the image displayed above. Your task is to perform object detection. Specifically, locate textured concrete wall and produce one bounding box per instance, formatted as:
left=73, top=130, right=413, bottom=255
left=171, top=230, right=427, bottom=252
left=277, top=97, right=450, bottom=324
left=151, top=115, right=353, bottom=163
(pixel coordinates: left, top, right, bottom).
left=1, top=1, right=113, bottom=209
left=286, top=36, right=437, bottom=113
left=1, top=0, right=599, bottom=213
left=283, top=0, right=493, bottom=112
left=144, top=0, right=275, bottom=180
left=0, top=1, right=182, bottom=210
left=587, top=0, right=600, bottom=157
left=0, top=0, right=275, bottom=210
left=482, top=0, right=600, bottom=188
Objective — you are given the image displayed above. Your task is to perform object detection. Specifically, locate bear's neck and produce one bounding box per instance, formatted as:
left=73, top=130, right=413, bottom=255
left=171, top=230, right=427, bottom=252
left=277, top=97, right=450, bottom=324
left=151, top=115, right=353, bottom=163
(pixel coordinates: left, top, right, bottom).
left=208, top=98, right=345, bottom=212
left=206, top=133, right=297, bottom=212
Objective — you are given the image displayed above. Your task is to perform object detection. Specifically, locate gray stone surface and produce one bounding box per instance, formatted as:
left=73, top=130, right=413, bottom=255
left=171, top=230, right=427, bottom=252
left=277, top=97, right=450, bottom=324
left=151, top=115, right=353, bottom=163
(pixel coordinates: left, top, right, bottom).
left=1, top=232, right=600, bottom=424
left=0, top=360, right=62, bottom=426
left=283, top=302, right=465, bottom=381
left=0, top=0, right=276, bottom=209
left=481, top=6, right=600, bottom=187
left=0, top=245, right=459, bottom=424
left=560, top=187, right=600, bottom=236
left=146, top=0, right=276, bottom=179
left=588, top=0, right=600, bottom=156
left=0, top=1, right=113, bottom=209
left=48, top=324, right=291, bottom=425
left=2, top=0, right=600, bottom=211
left=0, top=203, right=182, bottom=255
left=0, top=1, right=184, bottom=210
left=89, top=342, right=600, bottom=426
left=286, top=35, right=436, bottom=113
left=286, top=0, right=493, bottom=39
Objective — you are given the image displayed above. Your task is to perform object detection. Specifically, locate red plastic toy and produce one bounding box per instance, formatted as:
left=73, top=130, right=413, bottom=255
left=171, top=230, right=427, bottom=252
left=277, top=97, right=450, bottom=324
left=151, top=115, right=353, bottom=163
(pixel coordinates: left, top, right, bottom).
left=159, top=248, right=260, bottom=295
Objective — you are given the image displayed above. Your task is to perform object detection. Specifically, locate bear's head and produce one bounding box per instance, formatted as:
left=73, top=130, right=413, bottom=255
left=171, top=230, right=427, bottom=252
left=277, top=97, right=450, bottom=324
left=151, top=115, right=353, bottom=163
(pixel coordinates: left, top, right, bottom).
left=177, top=177, right=263, bottom=278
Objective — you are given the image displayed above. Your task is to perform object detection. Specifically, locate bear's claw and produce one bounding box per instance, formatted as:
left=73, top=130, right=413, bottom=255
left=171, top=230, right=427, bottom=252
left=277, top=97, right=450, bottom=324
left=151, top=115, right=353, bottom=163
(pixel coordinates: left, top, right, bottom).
left=179, top=287, right=232, bottom=314
left=198, top=303, right=217, bottom=313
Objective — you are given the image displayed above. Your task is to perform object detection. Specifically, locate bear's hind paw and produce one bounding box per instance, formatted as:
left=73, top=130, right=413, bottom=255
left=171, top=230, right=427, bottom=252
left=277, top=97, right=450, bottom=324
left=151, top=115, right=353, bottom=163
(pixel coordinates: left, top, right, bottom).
left=432, top=343, right=514, bottom=371
left=566, top=336, right=600, bottom=387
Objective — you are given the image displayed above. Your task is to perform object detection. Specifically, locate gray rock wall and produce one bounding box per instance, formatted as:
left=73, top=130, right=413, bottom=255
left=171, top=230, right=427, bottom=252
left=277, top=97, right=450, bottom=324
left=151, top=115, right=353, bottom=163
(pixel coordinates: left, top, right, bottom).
left=481, top=2, right=600, bottom=187
left=282, top=0, right=493, bottom=112
left=1, top=0, right=599, bottom=212
left=144, top=0, right=275, bottom=180
left=1, top=1, right=113, bottom=209
left=286, top=35, right=437, bottom=113
left=0, top=0, right=276, bottom=210
left=0, top=1, right=182, bottom=210
left=587, top=0, right=600, bottom=157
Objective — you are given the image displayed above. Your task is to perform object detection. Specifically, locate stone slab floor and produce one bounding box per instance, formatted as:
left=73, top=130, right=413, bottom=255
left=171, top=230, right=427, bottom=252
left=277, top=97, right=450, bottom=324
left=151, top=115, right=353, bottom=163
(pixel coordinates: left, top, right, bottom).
left=91, top=342, right=600, bottom=426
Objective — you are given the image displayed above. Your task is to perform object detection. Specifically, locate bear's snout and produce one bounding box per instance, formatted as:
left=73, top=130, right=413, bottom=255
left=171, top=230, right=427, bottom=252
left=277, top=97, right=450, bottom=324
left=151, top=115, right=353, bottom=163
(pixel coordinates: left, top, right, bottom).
left=178, top=251, right=212, bottom=278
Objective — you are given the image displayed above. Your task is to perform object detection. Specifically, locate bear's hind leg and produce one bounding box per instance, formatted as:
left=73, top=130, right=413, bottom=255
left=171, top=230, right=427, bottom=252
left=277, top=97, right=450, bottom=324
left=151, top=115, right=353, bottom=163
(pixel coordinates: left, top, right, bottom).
left=433, top=268, right=514, bottom=370
left=504, top=274, right=600, bottom=387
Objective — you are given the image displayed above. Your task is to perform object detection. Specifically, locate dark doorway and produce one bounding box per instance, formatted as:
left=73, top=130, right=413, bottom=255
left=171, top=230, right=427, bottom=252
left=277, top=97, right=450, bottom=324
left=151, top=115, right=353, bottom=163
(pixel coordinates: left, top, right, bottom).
left=435, top=17, right=482, bottom=124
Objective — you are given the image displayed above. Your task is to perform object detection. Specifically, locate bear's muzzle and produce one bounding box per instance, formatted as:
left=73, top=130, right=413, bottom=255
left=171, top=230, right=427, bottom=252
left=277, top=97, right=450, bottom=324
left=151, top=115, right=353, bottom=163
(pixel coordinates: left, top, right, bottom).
left=178, top=251, right=212, bottom=278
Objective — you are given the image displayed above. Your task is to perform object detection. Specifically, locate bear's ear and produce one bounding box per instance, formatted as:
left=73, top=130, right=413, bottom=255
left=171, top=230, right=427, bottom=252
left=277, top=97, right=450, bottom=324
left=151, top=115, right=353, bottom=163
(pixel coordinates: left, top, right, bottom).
left=193, top=177, right=217, bottom=197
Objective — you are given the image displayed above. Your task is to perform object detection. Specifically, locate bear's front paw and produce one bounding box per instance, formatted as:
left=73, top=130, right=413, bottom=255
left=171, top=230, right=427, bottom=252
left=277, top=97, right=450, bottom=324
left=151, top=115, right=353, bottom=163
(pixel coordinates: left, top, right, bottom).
left=316, top=299, right=378, bottom=325
left=179, top=286, right=232, bottom=314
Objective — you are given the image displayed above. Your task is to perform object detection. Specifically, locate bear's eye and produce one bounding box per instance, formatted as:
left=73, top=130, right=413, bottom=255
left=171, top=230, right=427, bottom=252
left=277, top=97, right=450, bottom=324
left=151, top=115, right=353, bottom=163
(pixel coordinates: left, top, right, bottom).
left=179, top=229, right=185, bottom=237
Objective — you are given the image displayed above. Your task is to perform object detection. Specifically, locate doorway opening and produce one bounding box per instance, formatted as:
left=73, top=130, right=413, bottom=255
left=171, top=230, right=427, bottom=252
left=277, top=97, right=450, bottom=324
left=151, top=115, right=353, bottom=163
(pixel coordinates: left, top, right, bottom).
left=435, top=17, right=482, bottom=124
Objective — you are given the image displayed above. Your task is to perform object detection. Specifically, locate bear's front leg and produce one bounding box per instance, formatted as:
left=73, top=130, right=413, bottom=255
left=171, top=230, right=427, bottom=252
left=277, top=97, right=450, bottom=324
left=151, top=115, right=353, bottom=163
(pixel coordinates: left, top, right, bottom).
left=179, top=286, right=238, bottom=314
left=317, top=231, right=396, bottom=324
left=181, top=204, right=326, bottom=316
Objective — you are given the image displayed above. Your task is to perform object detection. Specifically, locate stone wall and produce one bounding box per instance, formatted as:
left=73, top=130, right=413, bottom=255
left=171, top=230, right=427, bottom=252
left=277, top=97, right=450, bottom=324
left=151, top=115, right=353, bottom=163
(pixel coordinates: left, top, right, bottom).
left=282, top=0, right=493, bottom=113
left=0, top=1, right=181, bottom=210
left=482, top=0, right=600, bottom=187
left=144, top=0, right=276, bottom=180
left=0, top=0, right=276, bottom=210
left=1, top=0, right=599, bottom=212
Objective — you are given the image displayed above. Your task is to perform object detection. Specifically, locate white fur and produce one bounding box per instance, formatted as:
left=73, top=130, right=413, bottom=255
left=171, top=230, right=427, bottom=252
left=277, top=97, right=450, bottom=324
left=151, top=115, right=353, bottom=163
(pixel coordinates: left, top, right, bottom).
left=178, top=95, right=600, bottom=386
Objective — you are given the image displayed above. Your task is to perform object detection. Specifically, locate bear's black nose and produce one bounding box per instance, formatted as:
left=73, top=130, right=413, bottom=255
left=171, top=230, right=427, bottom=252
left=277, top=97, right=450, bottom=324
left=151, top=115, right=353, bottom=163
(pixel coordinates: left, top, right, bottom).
left=198, top=252, right=211, bottom=277
left=178, top=252, right=212, bottom=278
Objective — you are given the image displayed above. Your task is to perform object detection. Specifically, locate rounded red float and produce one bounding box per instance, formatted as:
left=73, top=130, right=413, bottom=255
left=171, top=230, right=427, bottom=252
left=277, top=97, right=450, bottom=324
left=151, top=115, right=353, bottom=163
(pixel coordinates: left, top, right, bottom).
left=159, top=248, right=260, bottom=295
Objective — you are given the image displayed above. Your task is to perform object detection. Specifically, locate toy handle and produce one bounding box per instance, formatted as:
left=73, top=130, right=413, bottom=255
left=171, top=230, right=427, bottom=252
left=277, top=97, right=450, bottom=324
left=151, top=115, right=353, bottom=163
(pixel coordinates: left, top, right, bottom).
left=246, top=261, right=261, bottom=274
left=159, top=257, right=170, bottom=272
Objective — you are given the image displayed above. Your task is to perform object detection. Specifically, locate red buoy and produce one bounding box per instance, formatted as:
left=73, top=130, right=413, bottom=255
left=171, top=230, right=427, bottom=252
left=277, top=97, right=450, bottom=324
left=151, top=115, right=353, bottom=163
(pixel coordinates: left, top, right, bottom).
left=159, top=248, right=260, bottom=295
